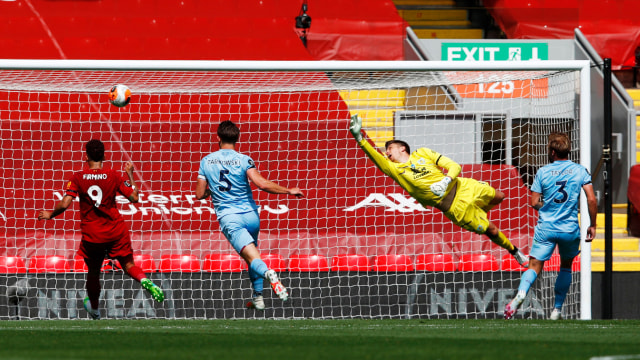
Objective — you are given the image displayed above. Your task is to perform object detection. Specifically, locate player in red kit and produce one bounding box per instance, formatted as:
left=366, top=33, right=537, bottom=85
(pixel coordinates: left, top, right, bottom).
left=38, top=139, right=164, bottom=320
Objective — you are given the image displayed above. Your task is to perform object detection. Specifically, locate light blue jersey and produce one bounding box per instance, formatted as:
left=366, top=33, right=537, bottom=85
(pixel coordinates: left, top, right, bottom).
left=197, top=149, right=258, bottom=219
left=531, top=160, right=591, bottom=233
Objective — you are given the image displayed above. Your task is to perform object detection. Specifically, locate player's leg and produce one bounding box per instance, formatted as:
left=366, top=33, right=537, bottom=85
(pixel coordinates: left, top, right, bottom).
left=485, top=223, right=529, bottom=267
left=111, top=233, right=164, bottom=302
left=482, top=189, right=505, bottom=212
left=241, top=243, right=288, bottom=303
left=78, top=240, right=104, bottom=320
left=505, top=229, right=554, bottom=319
left=117, top=254, right=164, bottom=303
left=550, top=232, right=581, bottom=320
left=222, top=212, right=288, bottom=306
left=454, top=178, right=528, bottom=267
left=504, top=258, right=543, bottom=319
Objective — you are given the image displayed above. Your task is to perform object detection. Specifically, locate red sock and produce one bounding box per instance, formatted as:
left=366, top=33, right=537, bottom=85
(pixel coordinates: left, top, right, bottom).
left=86, top=274, right=101, bottom=310
left=126, top=265, right=146, bottom=282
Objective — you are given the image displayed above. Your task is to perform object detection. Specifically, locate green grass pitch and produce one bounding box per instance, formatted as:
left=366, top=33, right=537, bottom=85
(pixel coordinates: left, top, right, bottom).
left=0, top=319, right=638, bottom=360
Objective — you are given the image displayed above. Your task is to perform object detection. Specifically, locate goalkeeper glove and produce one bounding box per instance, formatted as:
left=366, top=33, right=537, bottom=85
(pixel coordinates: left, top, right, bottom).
left=430, top=176, right=452, bottom=197
left=349, top=115, right=363, bottom=142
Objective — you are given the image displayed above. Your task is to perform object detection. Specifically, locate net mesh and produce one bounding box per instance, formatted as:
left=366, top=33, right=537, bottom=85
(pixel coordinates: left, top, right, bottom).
left=0, top=66, right=583, bottom=319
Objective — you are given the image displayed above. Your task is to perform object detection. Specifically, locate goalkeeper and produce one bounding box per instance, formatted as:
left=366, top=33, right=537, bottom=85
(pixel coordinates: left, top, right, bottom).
left=349, top=115, right=528, bottom=267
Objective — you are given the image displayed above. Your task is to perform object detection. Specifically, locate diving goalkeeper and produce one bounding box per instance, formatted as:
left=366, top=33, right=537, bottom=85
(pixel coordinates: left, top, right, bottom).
left=349, top=115, right=529, bottom=267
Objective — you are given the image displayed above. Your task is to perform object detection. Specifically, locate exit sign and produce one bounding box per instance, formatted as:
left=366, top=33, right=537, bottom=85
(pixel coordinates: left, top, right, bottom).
left=442, top=43, right=549, bottom=61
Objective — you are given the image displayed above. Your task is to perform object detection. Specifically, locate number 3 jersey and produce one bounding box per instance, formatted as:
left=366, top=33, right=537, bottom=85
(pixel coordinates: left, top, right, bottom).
left=64, top=168, right=135, bottom=243
left=531, top=160, right=592, bottom=233
left=197, top=149, right=258, bottom=219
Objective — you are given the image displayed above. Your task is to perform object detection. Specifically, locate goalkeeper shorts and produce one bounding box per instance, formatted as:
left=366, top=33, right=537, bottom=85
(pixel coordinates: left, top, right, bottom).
left=443, top=177, right=495, bottom=234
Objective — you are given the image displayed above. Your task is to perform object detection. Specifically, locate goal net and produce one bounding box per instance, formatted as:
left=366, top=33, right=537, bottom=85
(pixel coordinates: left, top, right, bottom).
left=0, top=60, right=591, bottom=320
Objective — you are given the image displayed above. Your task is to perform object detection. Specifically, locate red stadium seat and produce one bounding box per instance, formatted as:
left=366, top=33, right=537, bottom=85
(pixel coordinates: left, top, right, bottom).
left=133, top=254, right=157, bottom=273
left=0, top=256, right=26, bottom=273
left=572, top=255, right=581, bottom=272
left=546, top=254, right=560, bottom=272
left=501, top=254, right=527, bottom=272
left=261, top=253, right=286, bottom=272
left=372, top=254, right=414, bottom=272
left=28, top=255, right=69, bottom=273
left=330, top=254, right=371, bottom=272
left=288, top=254, right=329, bottom=272
left=415, top=254, right=456, bottom=271
left=158, top=254, right=201, bottom=272
left=458, top=254, right=498, bottom=272
left=545, top=254, right=581, bottom=272
left=203, top=253, right=246, bottom=272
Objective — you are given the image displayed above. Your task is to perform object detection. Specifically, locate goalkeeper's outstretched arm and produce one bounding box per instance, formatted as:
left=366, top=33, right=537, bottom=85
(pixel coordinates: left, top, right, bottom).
left=349, top=114, right=394, bottom=176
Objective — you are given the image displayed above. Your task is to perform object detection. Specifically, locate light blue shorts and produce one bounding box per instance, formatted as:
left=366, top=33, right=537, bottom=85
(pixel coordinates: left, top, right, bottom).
left=529, top=227, right=580, bottom=262
left=218, top=210, right=260, bottom=254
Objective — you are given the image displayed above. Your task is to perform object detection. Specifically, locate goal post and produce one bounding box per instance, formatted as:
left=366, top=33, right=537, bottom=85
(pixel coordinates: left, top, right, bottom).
left=0, top=60, right=592, bottom=320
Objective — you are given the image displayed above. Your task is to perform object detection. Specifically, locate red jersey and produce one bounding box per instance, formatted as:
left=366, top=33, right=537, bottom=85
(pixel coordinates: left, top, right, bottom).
left=64, top=167, right=135, bottom=243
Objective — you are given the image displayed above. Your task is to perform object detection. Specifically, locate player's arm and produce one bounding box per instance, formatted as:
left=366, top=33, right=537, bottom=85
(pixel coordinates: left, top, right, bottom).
left=38, top=195, right=73, bottom=220
left=530, top=191, right=544, bottom=210
left=349, top=114, right=395, bottom=175
left=247, top=168, right=304, bottom=197
left=433, top=153, right=461, bottom=180
left=421, top=149, right=460, bottom=197
left=124, top=161, right=140, bottom=203
left=195, top=177, right=211, bottom=200
left=583, top=183, right=598, bottom=241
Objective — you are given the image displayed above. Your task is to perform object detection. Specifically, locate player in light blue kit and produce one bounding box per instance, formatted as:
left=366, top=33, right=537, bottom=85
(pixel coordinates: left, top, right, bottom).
left=195, top=120, right=304, bottom=310
left=505, top=132, right=597, bottom=320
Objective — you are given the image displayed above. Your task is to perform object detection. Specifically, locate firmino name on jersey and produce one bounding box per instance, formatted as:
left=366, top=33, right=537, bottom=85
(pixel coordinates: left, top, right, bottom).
left=83, top=173, right=108, bottom=180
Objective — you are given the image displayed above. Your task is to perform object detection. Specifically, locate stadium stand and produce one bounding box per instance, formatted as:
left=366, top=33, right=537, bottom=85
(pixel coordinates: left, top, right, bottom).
left=132, top=254, right=157, bottom=273
left=27, top=255, right=69, bottom=273
left=394, top=0, right=484, bottom=39
left=500, top=254, right=526, bottom=272
left=330, top=254, right=372, bottom=272
left=415, top=253, right=457, bottom=271
left=458, top=254, right=499, bottom=272
left=260, top=253, right=287, bottom=272
left=0, top=256, right=26, bottom=274
left=202, top=253, right=247, bottom=273
left=0, top=0, right=638, bottom=274
left=288, top=254, right=329, bottom=272
left=158, top=255, right=201, bottom=273
left=372, top=254, right=414, bottom=272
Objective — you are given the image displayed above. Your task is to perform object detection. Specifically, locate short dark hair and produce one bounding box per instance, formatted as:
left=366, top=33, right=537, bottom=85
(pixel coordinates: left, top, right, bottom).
left=86, top=139, right=105, bottom=162
left=217, top=120, right=240, bottom=144
left=548, top=132, right=570, bottom=159
left=384, top=139, right=410, bottom=154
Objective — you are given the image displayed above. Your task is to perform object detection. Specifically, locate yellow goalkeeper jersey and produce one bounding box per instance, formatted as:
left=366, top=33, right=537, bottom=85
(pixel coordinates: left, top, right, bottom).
left=357, top=139, right=461, bottom=208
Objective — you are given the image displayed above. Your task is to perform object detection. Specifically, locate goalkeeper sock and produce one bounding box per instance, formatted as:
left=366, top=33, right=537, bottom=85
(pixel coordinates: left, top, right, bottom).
left=554, top=268, right=572, bottom=310
left=488, top=231, right=515, bottom=252
left=249, top=259, right=269, bottom=294
left=517, top=269, right=538, bottom=296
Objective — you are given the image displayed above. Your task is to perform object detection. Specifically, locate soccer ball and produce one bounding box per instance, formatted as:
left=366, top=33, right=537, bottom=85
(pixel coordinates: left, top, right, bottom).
left=108, top=84, right=131, bottom=107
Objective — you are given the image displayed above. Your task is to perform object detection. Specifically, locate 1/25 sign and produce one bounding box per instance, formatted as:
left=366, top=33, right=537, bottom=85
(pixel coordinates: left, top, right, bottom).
left=452, top=78, right=549, bottom=98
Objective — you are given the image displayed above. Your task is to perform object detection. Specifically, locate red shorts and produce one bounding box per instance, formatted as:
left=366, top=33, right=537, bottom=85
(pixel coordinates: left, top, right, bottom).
left=77, top=231, right=134, bottom=262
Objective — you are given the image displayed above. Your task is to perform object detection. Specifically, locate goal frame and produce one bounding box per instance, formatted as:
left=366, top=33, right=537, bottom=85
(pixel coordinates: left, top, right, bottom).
left=0, top=59, right=593, bottom=320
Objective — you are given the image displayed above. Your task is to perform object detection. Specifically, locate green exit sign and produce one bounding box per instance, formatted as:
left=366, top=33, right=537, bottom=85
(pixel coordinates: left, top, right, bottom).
left=442, top=43, right=549, bottom=61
